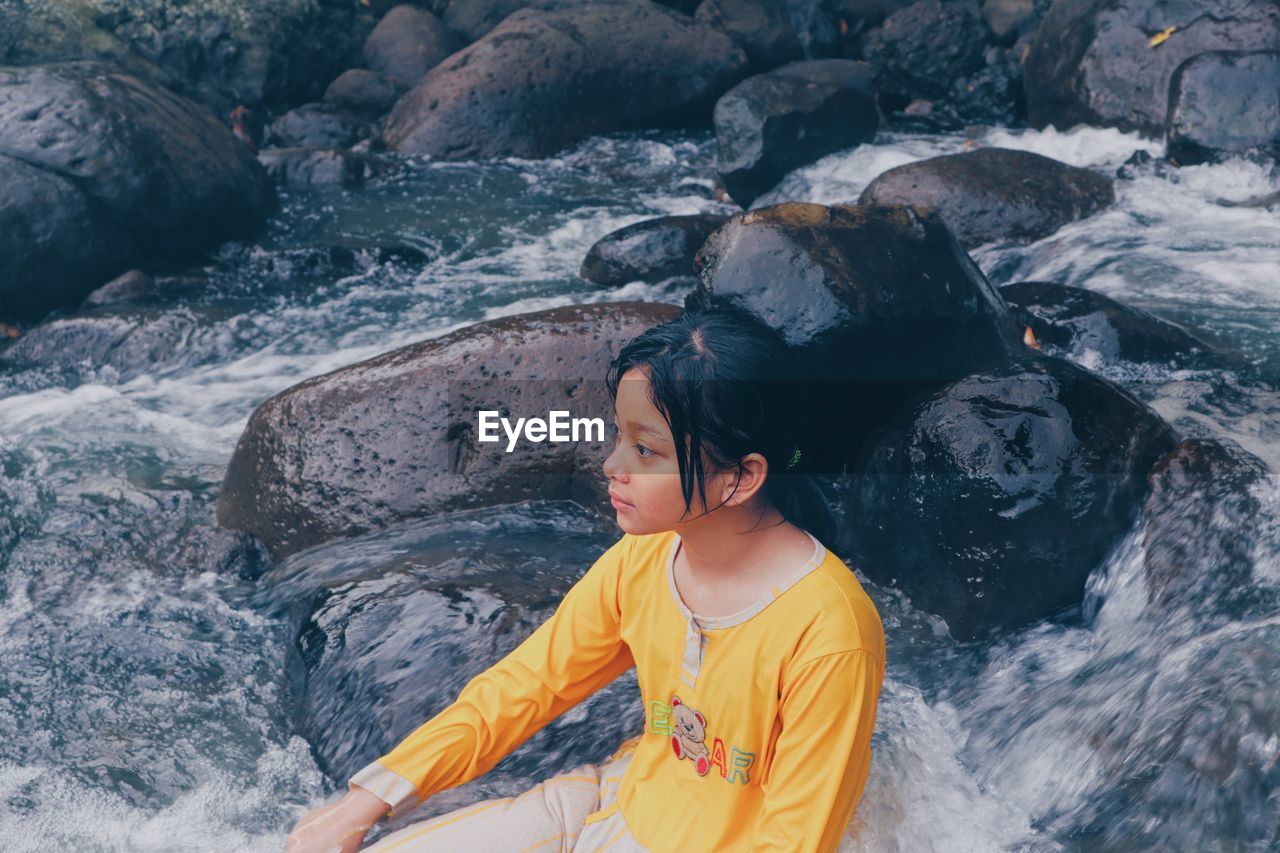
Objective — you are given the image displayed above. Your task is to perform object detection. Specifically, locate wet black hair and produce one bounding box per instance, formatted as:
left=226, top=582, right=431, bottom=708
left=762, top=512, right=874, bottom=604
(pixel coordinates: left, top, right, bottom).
left=604, top=303, right=838, bottom=551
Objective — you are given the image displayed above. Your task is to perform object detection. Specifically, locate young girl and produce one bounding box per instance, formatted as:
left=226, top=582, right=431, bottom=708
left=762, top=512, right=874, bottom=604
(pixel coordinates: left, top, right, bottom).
left=287, top=305, right=886, bottom=852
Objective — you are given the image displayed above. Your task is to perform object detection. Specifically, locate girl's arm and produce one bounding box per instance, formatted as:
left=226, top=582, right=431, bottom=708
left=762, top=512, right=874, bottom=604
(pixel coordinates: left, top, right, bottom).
left=347, top=533, right=637, bottom=816
left=750, top=647, right=884, bottom=852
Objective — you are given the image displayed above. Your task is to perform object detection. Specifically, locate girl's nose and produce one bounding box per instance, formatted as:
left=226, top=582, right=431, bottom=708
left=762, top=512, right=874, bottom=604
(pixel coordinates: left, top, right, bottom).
left=603, top=443, right=627, bottom=482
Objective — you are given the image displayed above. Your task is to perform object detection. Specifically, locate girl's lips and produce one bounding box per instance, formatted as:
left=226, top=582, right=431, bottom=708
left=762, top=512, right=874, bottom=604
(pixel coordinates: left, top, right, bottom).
left=610, top=494, right=635, bottom=511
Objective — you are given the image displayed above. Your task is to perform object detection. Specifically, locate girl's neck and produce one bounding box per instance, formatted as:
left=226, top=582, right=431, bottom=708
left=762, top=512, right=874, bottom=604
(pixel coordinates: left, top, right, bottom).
left=673, top=506, right=804, bottom=580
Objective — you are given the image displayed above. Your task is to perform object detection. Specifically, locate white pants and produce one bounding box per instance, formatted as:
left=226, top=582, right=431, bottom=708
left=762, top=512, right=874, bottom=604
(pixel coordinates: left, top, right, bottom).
left=363, top=740, right=647, bottom=852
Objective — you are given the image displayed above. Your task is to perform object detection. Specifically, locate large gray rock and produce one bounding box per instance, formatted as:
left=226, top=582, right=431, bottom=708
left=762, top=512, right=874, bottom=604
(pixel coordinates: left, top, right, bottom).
left=363, top=4, right=460, bottom=90
left=0, top=0, right=369, bottom=113
left=0, top=156, right=137, bottom=322
left=858, top=147, right=1114, bottom=248
left=714, top=59, right=879, bottom=207
left=1025, top=0, right=1280, bottom=136
left=688, top=202, right=1025, bottom=469
left=860, top=0, right=991, bottom=102
left=0, top=62, right=274, bottom=322
left=845, top=353, right=1178, bottom=641
left=217, top=301, right=681, bottom=560
left=383, top=1, right=749, bottom=160
left=696, top=0, right=805, bottom=72
left=1166, top=50, right=1280, bottom=165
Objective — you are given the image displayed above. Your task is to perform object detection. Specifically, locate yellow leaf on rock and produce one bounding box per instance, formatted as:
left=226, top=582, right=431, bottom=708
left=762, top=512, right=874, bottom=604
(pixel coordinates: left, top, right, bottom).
left=1149, top=26, right=1177, bottom=47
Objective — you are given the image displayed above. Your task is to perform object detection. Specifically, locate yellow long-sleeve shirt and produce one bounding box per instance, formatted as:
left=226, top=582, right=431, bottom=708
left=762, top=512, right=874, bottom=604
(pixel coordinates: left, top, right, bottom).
left=349, top=528, right=886, bottom=852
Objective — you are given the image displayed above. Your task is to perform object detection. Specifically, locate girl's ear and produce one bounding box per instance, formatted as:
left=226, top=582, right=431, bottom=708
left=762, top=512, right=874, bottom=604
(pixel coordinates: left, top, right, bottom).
left=720, top=453, right=768, bottom=507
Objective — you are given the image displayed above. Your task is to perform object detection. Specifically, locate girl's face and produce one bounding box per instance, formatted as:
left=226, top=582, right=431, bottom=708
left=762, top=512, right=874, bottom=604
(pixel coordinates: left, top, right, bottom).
left=603, top=367, right=726, bottom=535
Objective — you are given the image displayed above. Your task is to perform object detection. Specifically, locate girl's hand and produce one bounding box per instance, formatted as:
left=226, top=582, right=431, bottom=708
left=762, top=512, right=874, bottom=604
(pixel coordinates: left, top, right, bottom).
left=287, top=787, right=391, bottom=853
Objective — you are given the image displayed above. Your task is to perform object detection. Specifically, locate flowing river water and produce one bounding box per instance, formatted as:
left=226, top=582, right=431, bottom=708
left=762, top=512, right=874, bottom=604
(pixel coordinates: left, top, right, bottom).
left=0, top=125, right=1277, bottom=851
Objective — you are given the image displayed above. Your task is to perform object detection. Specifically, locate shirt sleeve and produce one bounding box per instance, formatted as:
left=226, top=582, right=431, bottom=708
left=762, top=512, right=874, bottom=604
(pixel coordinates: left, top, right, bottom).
left=347, top=533, right=636, bottom=816
left=750, top=648, right=884, bottom=852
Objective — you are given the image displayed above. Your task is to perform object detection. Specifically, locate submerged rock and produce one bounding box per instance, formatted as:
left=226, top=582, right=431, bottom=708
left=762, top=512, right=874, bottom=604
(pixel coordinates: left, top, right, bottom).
left=217, top=301, right=680, bottom=560
left=845, top=353, right=1178, bottom=641
left=1166, top=51, right=1280, bottom=166
left=257, top=147, right=396, bottom=186
left=858, top=148, right=1114, bottom=248
left=580, top=213, right=731, bottom=288
left=714, top=59, right=879, bottom=207
left=1141, top=438, right=1270, bottom=611
left=689, top=202, right=1024, bottom=468
left=1025, top=0, right=1280, bottom=136
left=384, top=2, right=748, bottom=160
left=999, top=281, right=1225, bottom=368
left=0, top=62, right=273, bottom=323
left=264, top=103, right=377, bottom=149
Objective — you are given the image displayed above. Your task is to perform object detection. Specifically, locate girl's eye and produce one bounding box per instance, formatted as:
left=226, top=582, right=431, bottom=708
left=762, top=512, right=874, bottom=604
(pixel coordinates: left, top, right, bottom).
left=634, top=444, right=653, bottom=459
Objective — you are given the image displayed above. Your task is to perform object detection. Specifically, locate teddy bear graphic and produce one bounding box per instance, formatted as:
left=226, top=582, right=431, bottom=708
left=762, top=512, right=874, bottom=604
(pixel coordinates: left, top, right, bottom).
left=669, top=695, right=711, bottom=776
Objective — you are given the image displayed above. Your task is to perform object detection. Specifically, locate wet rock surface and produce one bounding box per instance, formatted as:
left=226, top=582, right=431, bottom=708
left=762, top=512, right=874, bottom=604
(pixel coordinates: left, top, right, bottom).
left=690, top=202, right=1025, bottom=469
left=0, top=61, right=274, bottom=323
left=1024, top=0, right=1280, bottom=136
left=1141, top=438, right=1271, bottom=611
left=269, top=503, right=644, bottom=790
left=580, top=213, right=731, bottom=288
left=363, top=4, right=461, bottom=90
left=216, top=301, right=680, bottom=560
left=1166, top=50, right=1280, bottom=166
left=999, top=281, right=1226, bottom=369
left=714, top=59, right=879, bottom=206
left=383, top=1, right=749, bottom=160
left=845, top=353, right=1178, bottom=641
left=859, top=148, right=1115, bottom=248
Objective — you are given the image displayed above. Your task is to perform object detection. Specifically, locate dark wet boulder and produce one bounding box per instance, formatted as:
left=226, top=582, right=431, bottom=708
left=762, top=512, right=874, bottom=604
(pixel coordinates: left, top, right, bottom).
left=1025, top=0, right=1280, bottom=136
left=1166, top=51, right=1280, bottom=166
left=860, top=0, right=991, bottom=103
left=714, top=60, right=879, bottom=206
left=1141, top=438, right=1270, bottom=611
left=0, top=0, right=367, bottom=114
left=940, top=53, right=1026, bottom=126
left=276, top=506, right=644, bottom=795
left=323, top=69, right=401, bottom=114
left=0, top=155, right=138, bottom=323
left=217, top=301, right=680, bottom=560
left=0, top=62, right=273, bottom=323
left=698, top=0, right=842, bottom=70
left=696, top=0, right=805, bottom=72
left=689, top=202, right=1025, bottom=468
left=363, top=4, right=461, bottom=90
left=845, top=353, right=1178, bottom=641
left=858, top=148, right=1114, bottom=248
left=999, top=281, right=1226, bottom=369
left=384, top=2, right=749, bottom=160
left=580, top=214, right=731, bottom=288
left=264, top=103, right=376, bottom=149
